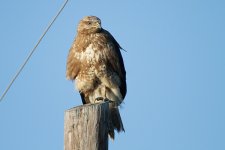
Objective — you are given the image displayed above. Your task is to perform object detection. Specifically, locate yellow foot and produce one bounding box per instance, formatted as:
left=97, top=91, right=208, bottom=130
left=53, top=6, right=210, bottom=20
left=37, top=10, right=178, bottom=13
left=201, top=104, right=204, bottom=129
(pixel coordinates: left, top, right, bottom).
left=94, top=97, right=113, bottom=103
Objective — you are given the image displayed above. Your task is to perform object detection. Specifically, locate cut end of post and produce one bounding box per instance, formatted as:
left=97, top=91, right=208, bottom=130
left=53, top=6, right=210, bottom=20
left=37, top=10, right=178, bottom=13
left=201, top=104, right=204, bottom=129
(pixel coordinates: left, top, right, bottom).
left=64, top=102, right=109, bottom=150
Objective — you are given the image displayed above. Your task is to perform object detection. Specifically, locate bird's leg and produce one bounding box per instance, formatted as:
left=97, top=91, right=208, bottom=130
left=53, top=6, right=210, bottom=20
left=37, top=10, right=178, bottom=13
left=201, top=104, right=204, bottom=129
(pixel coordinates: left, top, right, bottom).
left=94, top=86, right=104, bottom=103
left=103, top=85, right=113, bottom=103
left=103, top=85, right=107, bottom=100
left=94, top=85, right=112, bottom=103
left=102, top=85, right=109, bottom=102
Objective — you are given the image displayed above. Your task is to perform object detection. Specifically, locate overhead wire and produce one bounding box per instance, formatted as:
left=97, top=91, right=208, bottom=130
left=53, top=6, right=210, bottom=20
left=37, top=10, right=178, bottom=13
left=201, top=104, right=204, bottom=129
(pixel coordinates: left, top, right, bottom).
left=0, top=0, right=69, bottom=102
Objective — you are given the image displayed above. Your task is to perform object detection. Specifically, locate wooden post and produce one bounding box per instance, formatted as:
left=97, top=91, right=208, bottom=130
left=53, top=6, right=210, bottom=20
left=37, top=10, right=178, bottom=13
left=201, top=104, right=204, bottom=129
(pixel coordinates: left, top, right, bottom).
left=64, top=102, right=109, bottom=150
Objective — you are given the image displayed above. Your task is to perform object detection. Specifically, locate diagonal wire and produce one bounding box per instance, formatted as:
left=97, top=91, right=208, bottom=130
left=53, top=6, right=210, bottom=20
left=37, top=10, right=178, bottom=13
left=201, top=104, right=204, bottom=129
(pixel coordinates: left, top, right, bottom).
left=0, top=0, right=69, bottom=102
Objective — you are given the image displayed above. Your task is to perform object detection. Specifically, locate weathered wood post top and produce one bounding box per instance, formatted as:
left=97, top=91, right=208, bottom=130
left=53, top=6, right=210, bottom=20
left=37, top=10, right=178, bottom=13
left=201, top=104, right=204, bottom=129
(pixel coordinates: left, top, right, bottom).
left=64, top=102, right=109, bottom=150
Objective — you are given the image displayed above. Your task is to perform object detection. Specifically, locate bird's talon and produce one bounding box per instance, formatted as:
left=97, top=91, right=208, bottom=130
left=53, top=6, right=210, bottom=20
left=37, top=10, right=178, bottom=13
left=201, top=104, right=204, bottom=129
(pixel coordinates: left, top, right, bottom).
left=94, top=97, right=113, bottom=103
left=94, top=97, right=104, bottom=103
left=103, top=98, right=113, bottom=103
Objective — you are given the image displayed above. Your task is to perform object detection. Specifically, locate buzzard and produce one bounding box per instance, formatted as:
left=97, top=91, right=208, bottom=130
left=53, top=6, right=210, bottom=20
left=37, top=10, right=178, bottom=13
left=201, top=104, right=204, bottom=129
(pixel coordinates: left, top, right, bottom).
left=66, top=16, right=126, bottom=139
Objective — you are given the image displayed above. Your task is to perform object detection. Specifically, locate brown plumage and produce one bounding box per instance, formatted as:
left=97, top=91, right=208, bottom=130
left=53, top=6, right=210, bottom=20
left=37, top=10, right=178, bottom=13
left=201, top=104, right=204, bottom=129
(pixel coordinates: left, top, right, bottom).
left=66, top=16, right=126, bottom=139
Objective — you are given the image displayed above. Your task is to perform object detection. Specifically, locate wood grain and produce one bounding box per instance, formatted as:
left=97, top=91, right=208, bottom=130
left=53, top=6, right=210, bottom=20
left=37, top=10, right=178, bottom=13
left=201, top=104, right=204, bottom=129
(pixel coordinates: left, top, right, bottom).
left=64, top=102, right=109, bottom=150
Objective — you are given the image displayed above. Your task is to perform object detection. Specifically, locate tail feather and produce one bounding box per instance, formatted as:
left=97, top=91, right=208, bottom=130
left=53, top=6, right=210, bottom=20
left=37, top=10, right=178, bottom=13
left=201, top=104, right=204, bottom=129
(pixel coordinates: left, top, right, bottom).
left=108, top=105, right=124, bottom=140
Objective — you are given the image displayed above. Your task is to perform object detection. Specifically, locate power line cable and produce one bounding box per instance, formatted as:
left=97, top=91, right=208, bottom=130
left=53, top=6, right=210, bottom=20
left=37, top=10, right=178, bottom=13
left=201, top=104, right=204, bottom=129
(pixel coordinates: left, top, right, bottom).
left=0, top=0, right=69, bottom=102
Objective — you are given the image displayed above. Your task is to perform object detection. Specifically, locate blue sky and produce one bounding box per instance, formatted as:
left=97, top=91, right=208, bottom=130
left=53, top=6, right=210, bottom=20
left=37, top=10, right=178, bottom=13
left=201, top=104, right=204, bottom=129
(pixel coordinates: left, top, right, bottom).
left=0, top=0, right=225, bottom=150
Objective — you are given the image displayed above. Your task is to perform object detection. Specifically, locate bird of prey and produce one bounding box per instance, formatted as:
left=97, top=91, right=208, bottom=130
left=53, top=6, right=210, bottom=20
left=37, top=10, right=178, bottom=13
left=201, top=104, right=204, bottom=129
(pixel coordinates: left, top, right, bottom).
left=66, top=16, right=126, bottom=139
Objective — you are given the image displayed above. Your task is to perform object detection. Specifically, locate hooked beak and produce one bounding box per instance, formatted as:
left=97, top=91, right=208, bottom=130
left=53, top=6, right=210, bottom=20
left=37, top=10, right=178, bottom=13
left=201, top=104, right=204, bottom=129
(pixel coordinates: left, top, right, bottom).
left=94, top=22, right=101, bottom=29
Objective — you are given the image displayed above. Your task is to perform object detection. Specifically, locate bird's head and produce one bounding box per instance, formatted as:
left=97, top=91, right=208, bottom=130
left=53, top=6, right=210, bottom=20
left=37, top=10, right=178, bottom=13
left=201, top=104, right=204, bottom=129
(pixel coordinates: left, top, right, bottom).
left=77, top=16, right=102, bottom=34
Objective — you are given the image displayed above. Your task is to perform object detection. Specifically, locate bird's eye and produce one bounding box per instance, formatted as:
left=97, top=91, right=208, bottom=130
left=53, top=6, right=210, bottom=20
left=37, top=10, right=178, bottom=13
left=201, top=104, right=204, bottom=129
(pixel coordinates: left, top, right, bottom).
left=88, top=21, right=92, bottom=25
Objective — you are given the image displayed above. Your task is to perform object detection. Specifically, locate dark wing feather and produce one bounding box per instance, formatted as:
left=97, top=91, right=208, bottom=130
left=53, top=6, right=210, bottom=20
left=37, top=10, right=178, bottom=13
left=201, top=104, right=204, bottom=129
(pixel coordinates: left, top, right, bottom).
left=66, top=42, right=80, bottom=80
left=79, top=92, right=87, bottom=104
left=103, top=30, right=127, bottom=99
